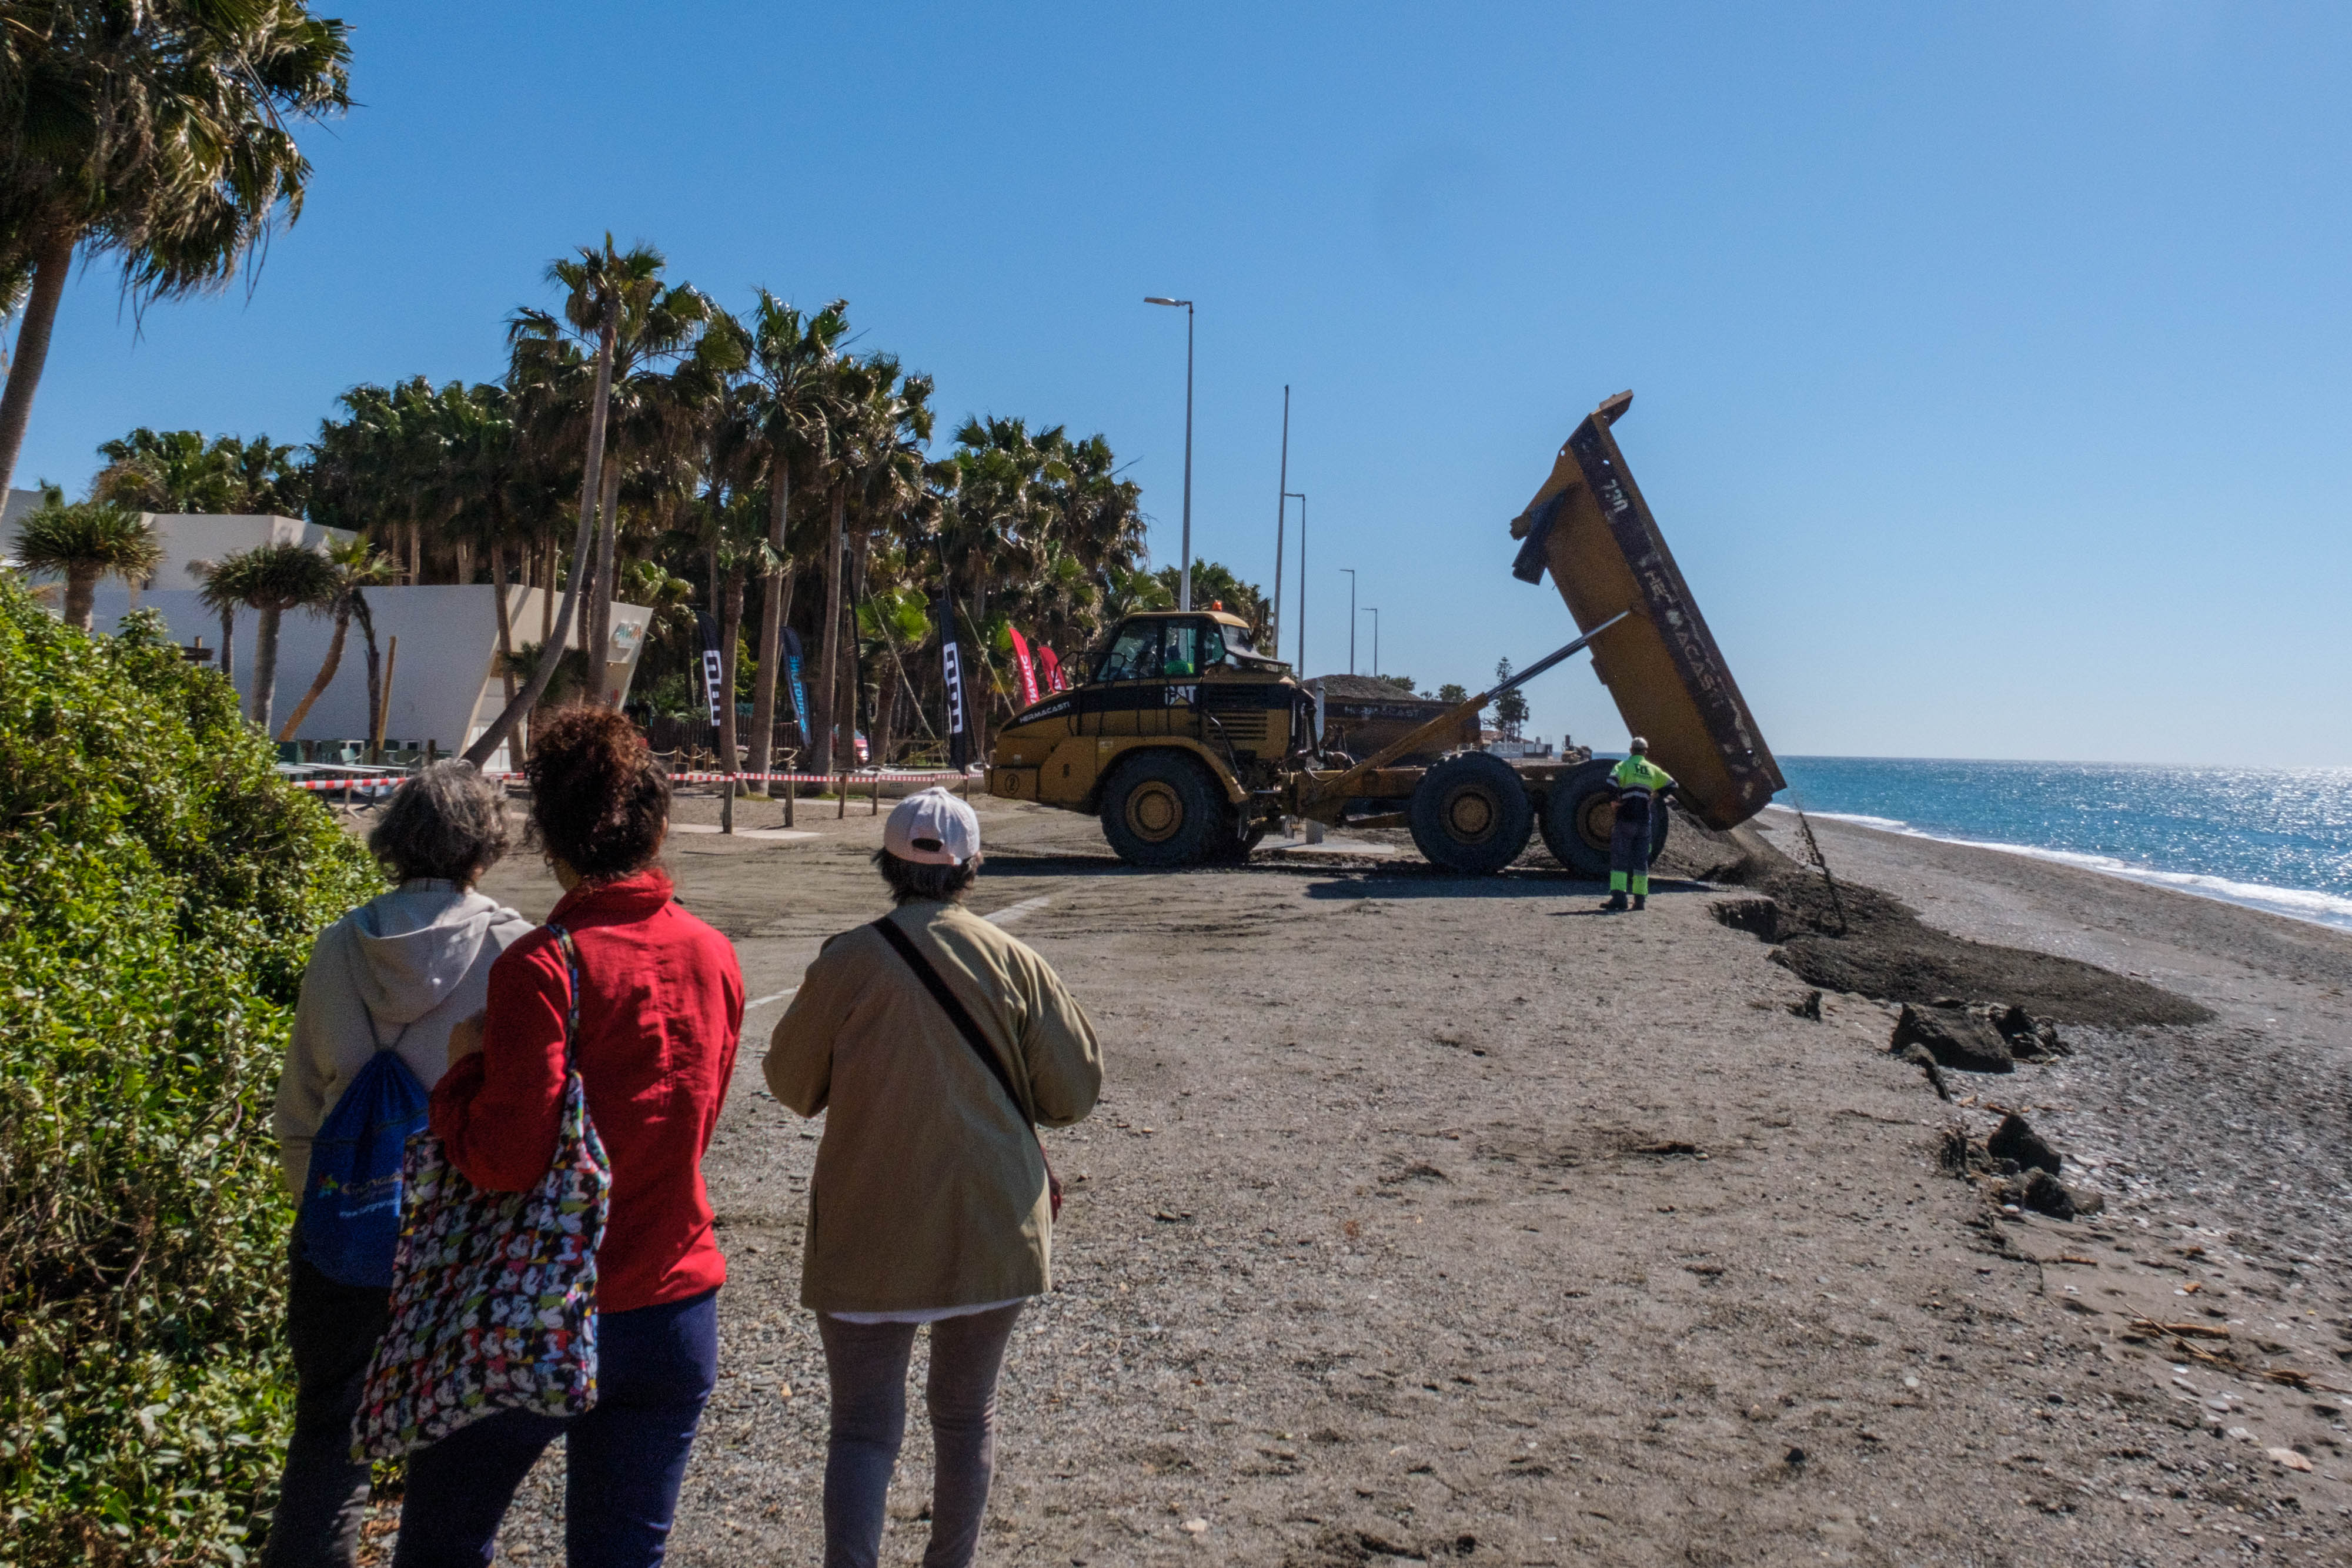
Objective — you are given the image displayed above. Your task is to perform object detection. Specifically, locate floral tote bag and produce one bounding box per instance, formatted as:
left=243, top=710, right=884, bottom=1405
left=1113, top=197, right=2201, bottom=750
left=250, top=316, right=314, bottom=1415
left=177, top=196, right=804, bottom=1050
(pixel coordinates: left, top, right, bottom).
left=353, top=924, right=610, bottom=1459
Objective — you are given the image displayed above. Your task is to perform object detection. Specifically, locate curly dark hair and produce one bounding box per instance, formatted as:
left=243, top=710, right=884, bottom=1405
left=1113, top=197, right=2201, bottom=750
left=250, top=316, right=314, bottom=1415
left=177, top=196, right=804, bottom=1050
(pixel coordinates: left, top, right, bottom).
left=524, top=707, right=670, bottom=882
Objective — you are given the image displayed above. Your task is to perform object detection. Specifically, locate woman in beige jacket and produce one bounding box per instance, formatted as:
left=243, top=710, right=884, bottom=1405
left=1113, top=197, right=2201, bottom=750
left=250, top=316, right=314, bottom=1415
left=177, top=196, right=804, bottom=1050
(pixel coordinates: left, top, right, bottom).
left=765, top=787, right=1101, bottom=1568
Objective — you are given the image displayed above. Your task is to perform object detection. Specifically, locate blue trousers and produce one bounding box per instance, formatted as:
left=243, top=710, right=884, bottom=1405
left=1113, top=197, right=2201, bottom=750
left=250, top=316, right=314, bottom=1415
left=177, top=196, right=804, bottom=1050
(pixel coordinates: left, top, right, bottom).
left=390, top=1288, right=719, bottom=1568
left=1608, top=811, right=1652, bottom=895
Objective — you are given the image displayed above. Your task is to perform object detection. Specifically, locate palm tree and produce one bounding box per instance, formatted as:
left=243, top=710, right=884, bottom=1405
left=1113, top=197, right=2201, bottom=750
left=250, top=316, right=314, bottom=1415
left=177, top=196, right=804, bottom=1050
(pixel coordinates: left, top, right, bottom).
left=502, top=243, right=718, bottom=710
left=9, top=500, right=162, bottom=630
left=90, top=428, right=236, bottom=512
left=203, top=543, right=339, bottom=734
left=276, top=536, right=394, bottom=741
left=0, top=2, right=353, bottom=497
left=726, top=290, right=848, bottom=777
left=462, top=238, right=653, bottom=767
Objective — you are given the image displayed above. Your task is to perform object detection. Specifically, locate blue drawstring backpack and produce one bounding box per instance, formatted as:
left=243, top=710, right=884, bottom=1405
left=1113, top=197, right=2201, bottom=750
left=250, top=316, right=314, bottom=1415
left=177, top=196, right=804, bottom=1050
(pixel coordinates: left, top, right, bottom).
left=297, top=1002, right=431, bottom=1288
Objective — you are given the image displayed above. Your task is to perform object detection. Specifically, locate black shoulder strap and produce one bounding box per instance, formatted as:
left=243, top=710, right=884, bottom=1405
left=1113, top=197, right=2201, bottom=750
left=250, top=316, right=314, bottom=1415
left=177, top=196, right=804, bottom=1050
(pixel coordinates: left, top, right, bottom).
left=870, top=915, right=1025, bottom=1120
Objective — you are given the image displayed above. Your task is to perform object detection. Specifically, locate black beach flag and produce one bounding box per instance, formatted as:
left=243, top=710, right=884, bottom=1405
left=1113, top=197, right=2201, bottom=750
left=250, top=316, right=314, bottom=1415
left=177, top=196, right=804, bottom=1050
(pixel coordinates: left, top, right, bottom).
left=696, top=614, right=724, bottom=725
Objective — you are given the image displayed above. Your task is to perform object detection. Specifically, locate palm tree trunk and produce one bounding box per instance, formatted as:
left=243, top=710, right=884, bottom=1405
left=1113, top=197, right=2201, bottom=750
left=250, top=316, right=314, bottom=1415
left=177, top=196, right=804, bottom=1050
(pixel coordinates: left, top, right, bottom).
left=218, top=605, right=236, bottom=685
left=252, top=606, right=285, bottom=734
left=490, top=543, right=518, bottom=709
left=355, top=596, right=382, bottom=763
left=62, top=567, right=96, bottom=633
left=746, top=467, right=791, bottom=775
left=718, top=567, right=745, bottom=776
left=0, top=226, right=76, bottom=500
left=812, top=484, right=847, bottom=774
left=276, top=600, right=353, bottom=741
left=461, top=299, right=619, bottom=768
left=540, top=539, right=557, bottom=643
left=586, top=462, right=622, bottom=704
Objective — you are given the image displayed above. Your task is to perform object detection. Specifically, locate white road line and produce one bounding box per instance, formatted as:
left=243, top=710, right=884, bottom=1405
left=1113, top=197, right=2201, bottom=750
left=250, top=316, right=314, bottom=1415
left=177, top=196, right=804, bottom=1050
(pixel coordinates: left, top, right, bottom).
left=983, top=895, right=1053, bottom=927
left=746, top=987, right=799, bottom=1010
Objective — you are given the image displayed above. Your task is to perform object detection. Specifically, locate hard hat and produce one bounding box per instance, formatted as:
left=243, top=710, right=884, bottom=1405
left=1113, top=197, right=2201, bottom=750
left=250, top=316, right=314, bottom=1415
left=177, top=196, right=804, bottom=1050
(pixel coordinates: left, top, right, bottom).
left=1629, top=736, right=1649, bottom=754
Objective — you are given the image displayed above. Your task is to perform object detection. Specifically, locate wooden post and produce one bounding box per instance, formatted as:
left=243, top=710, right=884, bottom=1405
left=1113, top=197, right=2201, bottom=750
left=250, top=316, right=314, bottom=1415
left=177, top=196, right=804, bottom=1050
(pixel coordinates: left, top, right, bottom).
left=836, top=769, right=847, bottom=820
left=784, top=768, right=795, bottom=828
left=871, top=769, right=882, bottom=815
left=372, top=637, right=398, bottom=765
left=721, top=773, right=736, bottom=835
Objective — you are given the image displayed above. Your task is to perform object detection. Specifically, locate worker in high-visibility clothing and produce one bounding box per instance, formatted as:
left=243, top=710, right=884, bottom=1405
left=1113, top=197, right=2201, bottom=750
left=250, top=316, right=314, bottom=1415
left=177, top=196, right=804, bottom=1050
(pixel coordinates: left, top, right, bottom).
left=1603, top=737, right=1674, bottom=912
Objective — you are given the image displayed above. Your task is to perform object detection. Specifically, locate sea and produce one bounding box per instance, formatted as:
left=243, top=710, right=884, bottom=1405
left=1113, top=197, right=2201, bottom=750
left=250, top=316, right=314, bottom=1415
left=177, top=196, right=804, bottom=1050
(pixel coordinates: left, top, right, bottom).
left=1770, top=757, right=2352, bottom=934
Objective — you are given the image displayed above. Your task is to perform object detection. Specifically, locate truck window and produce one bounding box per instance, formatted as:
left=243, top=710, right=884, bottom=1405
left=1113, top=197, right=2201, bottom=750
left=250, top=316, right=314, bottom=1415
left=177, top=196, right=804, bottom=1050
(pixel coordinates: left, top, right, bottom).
left=1198, top=623, right=1229, bottom=668
left=1097, top=621, right=1161, bottom=682
left=1162, top=621, right=1202, bottom=677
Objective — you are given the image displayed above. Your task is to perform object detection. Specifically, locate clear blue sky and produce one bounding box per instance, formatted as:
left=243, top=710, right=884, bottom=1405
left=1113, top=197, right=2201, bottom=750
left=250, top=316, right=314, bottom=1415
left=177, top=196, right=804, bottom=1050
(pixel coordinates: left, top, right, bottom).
left=16, top=2, right=2352, bottom=765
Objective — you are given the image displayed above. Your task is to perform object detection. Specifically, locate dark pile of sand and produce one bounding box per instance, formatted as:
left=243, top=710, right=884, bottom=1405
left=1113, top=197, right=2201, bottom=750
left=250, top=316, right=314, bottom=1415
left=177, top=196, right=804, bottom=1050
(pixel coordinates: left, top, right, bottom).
left=1712, top=861, right=2210, bottom=1027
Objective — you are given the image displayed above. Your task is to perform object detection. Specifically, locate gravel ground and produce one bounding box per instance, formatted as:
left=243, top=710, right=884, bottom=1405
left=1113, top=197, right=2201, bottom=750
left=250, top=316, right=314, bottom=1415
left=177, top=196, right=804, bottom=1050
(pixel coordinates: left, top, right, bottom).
left=351, top=788, right=2352, bottom=1566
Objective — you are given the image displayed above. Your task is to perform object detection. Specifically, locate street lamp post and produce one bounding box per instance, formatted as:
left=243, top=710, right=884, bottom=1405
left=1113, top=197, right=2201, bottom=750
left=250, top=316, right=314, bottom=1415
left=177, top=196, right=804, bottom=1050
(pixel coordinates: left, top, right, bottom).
left=1340, top=569, right=1357, bottom=674
left=1284, top=490, right=1305, bottom=669
left=1362, top=606, right=1379, bottom=677
left=1272, top=385, right=1289, bottom=653
left=1144, top=297, right=1194, bottom=610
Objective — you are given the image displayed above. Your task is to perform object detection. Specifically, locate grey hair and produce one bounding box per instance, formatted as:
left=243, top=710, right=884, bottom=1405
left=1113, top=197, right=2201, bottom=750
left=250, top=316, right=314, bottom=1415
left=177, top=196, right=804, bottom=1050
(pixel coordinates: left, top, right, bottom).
left=368, top=761, right=512, bottom=885
left=871, top=847, right=982, bottom=906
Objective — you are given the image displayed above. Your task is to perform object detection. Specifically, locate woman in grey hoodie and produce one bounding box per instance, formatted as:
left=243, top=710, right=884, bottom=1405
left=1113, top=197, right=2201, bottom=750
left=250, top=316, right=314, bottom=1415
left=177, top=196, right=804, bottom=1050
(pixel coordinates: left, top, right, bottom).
left=265, top=763, right=531, bottom=1568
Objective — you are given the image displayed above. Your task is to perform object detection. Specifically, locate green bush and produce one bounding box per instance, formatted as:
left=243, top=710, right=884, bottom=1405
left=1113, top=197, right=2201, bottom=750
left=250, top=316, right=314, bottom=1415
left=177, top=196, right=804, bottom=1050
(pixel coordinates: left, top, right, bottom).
left=0, top=583, right=381, bottom=1563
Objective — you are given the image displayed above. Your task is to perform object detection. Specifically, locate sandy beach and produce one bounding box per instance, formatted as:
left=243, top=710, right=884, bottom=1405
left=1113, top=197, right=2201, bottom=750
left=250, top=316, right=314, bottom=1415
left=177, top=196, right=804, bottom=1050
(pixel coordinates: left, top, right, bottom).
left=433, top=790, right=2352, bottom=1566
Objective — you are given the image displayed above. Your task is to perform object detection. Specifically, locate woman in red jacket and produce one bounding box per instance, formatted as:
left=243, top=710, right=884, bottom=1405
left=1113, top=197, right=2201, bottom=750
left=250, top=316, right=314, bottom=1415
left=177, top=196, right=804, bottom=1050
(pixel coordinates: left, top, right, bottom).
left=393, top=710, right=743, bottom=1568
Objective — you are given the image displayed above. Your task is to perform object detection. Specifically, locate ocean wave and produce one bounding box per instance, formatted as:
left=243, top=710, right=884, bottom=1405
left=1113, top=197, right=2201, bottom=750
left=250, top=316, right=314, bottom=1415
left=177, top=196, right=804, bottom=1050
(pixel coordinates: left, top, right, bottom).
left=1766, top=807, right=2352, bottom=934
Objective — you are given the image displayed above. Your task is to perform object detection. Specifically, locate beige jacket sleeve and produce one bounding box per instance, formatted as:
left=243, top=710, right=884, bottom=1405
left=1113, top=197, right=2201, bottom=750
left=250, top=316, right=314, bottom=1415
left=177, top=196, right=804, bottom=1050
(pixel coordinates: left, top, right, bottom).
left=1005, top=938, right=1101, bottom=1128
left=763, top=931, right=851, bottom=1116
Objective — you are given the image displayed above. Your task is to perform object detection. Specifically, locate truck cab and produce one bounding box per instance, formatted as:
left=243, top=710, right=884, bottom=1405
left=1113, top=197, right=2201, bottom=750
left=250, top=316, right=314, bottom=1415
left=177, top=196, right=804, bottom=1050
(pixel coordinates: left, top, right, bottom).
left=988, top=609, right=1312, bottom=862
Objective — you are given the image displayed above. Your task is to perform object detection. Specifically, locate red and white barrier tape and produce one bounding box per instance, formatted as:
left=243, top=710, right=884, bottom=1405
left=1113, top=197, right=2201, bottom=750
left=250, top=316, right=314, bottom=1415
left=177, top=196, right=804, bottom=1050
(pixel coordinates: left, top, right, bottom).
left=292, top=769, right=974, bottom=793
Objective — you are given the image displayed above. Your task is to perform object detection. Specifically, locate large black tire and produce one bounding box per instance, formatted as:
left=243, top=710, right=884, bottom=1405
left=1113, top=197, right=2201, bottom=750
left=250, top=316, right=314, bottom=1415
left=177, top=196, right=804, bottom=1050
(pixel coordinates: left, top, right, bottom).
left=1203, top=813, right=1269, bottom=864
left=1100, top=752, right=1222, bottom=867
left=1541, top=759, right=1671, bottom=878
left=1408, top=751, right=1535, bottom=875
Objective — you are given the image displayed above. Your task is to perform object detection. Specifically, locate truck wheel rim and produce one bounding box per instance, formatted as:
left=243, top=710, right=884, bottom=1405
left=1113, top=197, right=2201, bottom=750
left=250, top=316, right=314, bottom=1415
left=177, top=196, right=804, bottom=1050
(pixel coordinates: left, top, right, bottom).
left=1578, top=793, right=1614, bottom=850
left=1445, top=787, right=1496, bottom=842
left=1126, top=781, right=1183, bottom=842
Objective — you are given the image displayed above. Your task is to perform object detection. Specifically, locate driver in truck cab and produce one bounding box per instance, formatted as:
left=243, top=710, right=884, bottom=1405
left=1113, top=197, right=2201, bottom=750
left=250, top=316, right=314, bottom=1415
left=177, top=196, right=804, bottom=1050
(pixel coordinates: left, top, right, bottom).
left=1603, top=737, right=1673, bottom=912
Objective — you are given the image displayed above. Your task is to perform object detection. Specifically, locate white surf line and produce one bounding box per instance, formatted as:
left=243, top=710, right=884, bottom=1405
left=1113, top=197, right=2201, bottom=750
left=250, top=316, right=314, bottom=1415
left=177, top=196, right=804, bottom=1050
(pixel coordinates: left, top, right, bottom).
left=983, top=895, right=1053, bottom=927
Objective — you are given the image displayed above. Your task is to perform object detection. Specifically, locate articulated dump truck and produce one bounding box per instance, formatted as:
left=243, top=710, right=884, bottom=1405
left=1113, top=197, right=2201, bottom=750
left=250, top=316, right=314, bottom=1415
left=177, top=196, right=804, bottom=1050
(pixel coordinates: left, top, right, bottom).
left=987, top=389, right=1785, bottom=873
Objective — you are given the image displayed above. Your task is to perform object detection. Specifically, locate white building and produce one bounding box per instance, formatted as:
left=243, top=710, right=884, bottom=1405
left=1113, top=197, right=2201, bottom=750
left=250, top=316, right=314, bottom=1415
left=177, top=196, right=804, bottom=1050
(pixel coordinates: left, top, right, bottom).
left=8, top=504, right=648, bottom=767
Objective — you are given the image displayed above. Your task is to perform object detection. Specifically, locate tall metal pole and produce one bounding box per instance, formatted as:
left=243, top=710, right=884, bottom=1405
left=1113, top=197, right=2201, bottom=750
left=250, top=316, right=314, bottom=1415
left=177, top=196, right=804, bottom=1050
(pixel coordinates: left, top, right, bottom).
left=1364, top=607, right=1379, bottom=676
left=1341, top=569, right=1357, bottom=674
left=1145, top=297, right=1197, bottom=611
left=1288, top=493, right=1307, bottom=670
left=1180, top=301, right=1194, bottom=611
left=1271, top=386, right=1289, bottom=653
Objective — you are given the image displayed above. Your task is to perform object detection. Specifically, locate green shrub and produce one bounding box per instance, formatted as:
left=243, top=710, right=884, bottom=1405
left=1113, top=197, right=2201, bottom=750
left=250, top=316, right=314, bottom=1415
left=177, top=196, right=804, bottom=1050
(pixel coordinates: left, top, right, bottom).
left=0, top=584, right=381, bottom=1563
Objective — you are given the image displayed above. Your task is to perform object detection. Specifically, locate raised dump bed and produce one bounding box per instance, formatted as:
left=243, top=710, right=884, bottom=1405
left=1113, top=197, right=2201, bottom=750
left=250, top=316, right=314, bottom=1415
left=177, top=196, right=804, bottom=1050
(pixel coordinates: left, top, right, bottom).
left=1508, top=390, right=1785, bottom=831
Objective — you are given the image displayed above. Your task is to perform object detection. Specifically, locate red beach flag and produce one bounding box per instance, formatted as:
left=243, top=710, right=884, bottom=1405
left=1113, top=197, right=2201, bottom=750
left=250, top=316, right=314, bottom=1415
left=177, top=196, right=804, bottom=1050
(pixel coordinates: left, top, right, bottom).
left=1007, top=627, right=1041, bottom=708
left=1038, top=645, right=1066, bottom=692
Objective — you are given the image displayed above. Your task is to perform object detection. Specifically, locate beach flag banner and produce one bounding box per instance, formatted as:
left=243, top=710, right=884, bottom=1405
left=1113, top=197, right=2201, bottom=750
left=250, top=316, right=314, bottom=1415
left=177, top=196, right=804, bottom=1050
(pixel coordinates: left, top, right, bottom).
left=696, top=614, right=724, bottom=725
left=1038, top=645, right=1066, bottom=693
left=943, top=639, right=968, bottom=770
left=781, top=626, right=809, bottom=737
left=1008, top=627, right=1041, bottom=708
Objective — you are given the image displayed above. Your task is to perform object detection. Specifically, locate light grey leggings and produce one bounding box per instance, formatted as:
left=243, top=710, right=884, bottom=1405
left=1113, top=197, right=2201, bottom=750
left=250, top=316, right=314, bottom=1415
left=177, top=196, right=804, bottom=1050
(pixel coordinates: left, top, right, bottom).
left=816, top=1302, right=1024, bottom=1568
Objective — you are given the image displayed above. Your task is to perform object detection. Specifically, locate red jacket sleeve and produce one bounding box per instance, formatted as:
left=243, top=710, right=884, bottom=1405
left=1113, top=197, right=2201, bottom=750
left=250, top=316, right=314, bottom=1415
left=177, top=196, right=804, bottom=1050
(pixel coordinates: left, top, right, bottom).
left=429, top=935, right=569, bottom=1192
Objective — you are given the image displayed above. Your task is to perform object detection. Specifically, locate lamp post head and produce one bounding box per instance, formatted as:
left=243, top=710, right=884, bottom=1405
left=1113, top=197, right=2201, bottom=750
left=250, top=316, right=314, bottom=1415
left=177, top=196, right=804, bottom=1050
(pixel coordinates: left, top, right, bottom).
left=1143, top=296, right=1190, bottom=307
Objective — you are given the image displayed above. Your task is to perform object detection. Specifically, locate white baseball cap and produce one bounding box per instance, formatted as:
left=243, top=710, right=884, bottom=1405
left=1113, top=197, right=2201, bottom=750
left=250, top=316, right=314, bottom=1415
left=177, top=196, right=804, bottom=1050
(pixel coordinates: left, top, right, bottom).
left=884, top=786, right=981, bottom=865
